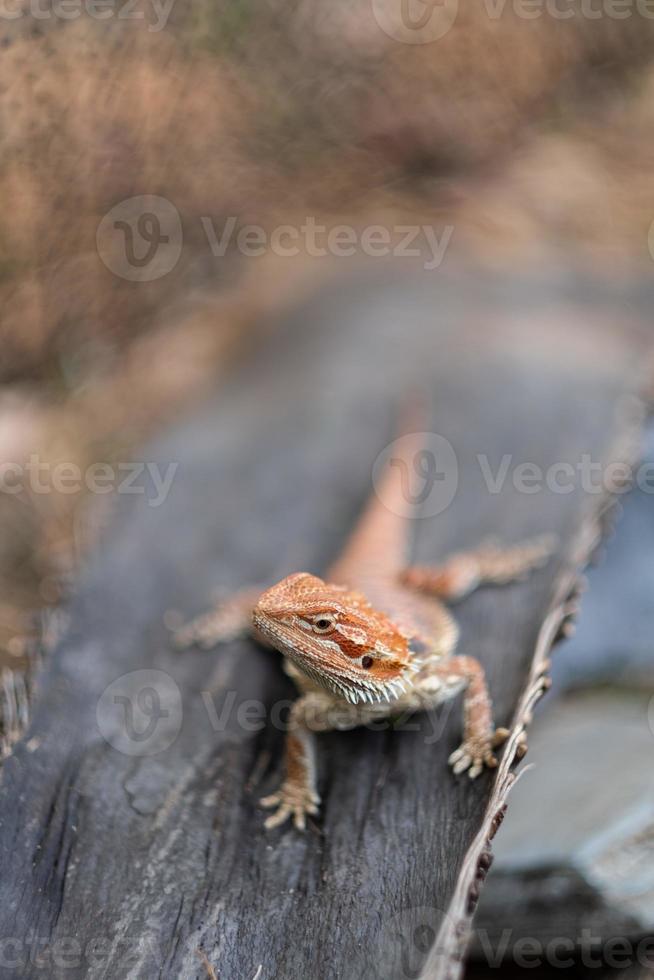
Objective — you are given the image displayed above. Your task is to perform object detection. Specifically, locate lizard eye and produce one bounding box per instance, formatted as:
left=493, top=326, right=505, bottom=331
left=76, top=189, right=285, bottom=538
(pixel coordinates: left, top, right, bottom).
left=313, top=616, right=335, bottom=633
left=361, top=655, right=374, bottom=669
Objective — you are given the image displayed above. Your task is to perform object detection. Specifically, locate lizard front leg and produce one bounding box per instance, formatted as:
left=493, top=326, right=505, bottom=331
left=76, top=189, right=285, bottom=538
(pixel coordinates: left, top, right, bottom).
left=400, top=534, right=554, bottom=602
left=260, top=694, right=322, bottom=830
left=172, top=587, right=261, bottom=649
left=260, top=690, right=372, bottom=830
left=397, top=654, right=507, bottom=779
left=434, top=655, right=507, bottom=779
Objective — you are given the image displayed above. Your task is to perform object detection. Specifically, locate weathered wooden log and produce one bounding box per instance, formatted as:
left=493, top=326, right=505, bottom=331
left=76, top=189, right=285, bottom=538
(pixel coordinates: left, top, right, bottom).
left=0, top=269, right=650, bottom=980
left=471, top=423, right=654, bottom=969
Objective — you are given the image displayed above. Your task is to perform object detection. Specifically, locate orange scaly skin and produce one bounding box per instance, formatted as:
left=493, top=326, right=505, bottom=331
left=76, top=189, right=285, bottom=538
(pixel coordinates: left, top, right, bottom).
left=174, top=434, right=553, bottom=831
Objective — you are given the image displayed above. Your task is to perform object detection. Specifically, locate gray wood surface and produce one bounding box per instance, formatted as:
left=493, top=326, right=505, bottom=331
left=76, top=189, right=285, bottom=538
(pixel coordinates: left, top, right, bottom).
left=469, top=421, right=654, bottom=969
left=0, top=268, right=649, bottom=980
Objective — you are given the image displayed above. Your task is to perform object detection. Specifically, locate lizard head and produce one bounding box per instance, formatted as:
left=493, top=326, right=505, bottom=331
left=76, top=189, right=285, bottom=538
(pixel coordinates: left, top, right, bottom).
left=252, top=572, right=415, bottom=704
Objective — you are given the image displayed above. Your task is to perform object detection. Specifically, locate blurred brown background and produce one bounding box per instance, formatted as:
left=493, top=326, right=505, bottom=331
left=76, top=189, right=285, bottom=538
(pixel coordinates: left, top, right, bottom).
left=1, top=0, right=654, bottom=668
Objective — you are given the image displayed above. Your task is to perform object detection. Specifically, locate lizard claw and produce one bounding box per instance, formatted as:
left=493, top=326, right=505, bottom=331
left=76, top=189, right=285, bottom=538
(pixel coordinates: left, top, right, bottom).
left=448, top=739, right=499, bottom=779
left=492, top=726, right=510, bottom=748
left=515, top=730, right=528, bottom=759
left=260, top=784, right=320, bottom=831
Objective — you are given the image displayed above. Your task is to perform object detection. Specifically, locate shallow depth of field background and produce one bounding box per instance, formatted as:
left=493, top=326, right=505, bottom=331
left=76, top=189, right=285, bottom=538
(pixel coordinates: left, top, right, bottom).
left=1, top=0, right=654, bottom=668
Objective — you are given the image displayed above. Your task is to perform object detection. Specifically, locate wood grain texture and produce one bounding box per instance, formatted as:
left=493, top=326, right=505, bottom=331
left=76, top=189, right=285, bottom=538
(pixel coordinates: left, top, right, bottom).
left=469, top=423, right=654, bottom=965
left=0, top=269, right=650, bottom=980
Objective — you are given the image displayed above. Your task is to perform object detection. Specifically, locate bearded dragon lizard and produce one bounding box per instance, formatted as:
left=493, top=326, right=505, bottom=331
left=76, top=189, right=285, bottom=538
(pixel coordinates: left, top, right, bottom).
left=173, top=429, right=552, bottom=831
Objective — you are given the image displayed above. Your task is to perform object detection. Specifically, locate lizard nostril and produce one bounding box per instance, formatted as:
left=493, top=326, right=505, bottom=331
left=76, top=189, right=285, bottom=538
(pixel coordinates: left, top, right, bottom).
left=361, top=655, right=374, bottom=669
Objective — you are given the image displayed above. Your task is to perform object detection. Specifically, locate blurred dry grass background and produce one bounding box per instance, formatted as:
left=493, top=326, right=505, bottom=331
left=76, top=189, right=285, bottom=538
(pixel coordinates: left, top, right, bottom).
left=1, top=0, right=654, bottom=668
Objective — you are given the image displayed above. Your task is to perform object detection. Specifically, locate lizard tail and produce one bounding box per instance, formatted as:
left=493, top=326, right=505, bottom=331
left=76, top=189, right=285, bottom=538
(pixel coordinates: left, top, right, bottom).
left=328, top=394, right=432, bottom=583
